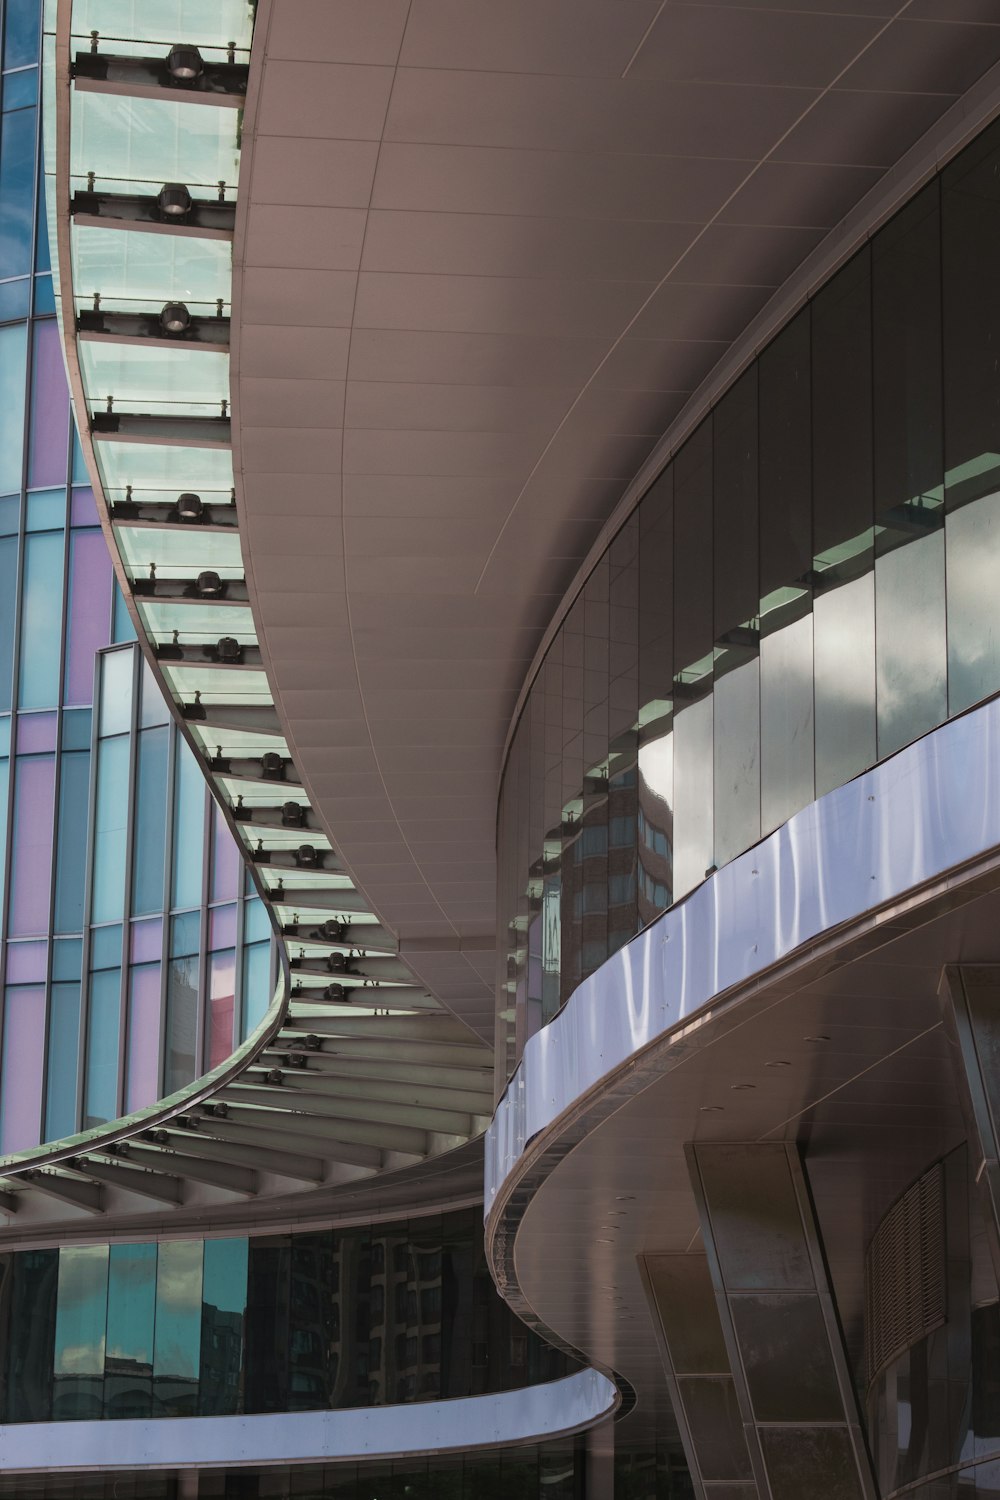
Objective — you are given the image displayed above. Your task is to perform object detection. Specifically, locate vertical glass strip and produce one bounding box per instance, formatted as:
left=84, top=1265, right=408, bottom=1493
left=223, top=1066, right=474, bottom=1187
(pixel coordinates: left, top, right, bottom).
left=0, top=984, right=44, bottom=1152
left=53, top=1244, right=109, bottom=1420
left=125, top=960, right=160, bottom=1112
left=84, top=966, right=120, bottom=1128
left=63, top=529, right=112, bottom=704
left=17, top=529, right=64, bottom=709
left=199, top=1238, right=248, bottom=1416
left=8, top=752, right=54, bottom=935
left=28, top=318, right=68, bottom=488
left=153, top=1240, right=203, bottom=1417
left=105, top=1242, right=155, bottom=1419
left=44, top=980, right=80, bottom=1142
left=90, top=733, right=129, bottom=923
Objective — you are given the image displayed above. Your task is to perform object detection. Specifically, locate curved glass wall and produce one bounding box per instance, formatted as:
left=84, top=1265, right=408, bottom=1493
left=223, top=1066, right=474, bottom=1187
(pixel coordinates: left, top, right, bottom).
left=497, top=115, right=1000, bottom=1078
left=0, top=1, right=270, bottom=1161
left=0, top=1207, right=570, bottom=1422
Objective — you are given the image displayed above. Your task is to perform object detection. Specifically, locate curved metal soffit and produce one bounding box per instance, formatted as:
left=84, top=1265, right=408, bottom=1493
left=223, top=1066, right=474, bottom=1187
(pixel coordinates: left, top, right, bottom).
left=0, top=1, right=493, bottom=1232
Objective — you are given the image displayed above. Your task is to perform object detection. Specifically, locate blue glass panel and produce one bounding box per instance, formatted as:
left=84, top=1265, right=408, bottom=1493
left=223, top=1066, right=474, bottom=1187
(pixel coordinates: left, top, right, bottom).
left=153, top=1241, right=203, bottom=1417
left=0, top=323, right=26, bottom=493
left=52, top=936, right=82, bottom=980
left=25, top=486, right=64, bottom=530
left=53, top=1245, right=109, bottom=1420
left=0, top=536, right=14, bottom=713
left=71, top=426, right=87, bottom=483
left=60, top=707, right=91, bottom=749
left=91, top=734, right=129, bottom=923
left=105, top=1242, right=156, bottom=1419
left=241, top=940, right=271, bottom=1039
left=4, top=2, right=40, bottom=69
left=18, top=530, right=64, bottom=708
left=45, top=981, right=80, bottom=1142
left=0, top=107, right=35, bottom=279
left=243, top=894, right=270, bottom=943
left=90, top=922, right=122, bottom=971
left=34, top=155, right=47, bottom=271
left=0, top=494, right=17, bottom=533
left=199, top=1238, right=248, bottom=1416
left=32, top=271, right=53, bottom=314
left=84, top=967, right=120, bottom=1127
left=53, top=748, right=89, bottom=931
left=112, top=583, right=136, bottom=642
left=0, top=274, right=28, bottom=319
left=171, top=742, right=205, bottom=909
left=3, top=68, right=37, bottom=110
left=132, top=725, right=168, bottom=915
left=0, top=716, right=8, bottom=753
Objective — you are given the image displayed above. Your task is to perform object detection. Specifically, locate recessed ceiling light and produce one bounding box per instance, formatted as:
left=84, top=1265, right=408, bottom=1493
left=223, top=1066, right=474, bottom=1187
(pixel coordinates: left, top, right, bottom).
left=700, top=1105, right=724, bottom=1112
left=731, top=1083, right=756, bottom=1091
left=766, top=1060, right=791, bottom=1068
left=804, top=1034, right=831, bottom=1043
left=615, top=1194, right=635, bottom=1202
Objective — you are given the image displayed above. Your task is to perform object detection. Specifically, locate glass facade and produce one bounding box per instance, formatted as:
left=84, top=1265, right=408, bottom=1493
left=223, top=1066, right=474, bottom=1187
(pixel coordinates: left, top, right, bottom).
left=0, top=1208, right=569, bottom=1422
left=0, top=1, right=272, bottom=1160
left=497, top=117, right=1000, bottom=1079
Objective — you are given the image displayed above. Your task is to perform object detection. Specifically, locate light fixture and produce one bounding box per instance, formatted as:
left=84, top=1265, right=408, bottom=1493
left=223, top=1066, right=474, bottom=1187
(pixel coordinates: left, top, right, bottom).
left=804, top=1034, right=831, bottom=1043
left=265, top=1068, right=284, bottom=1086
left=157, top=182, right=192, bottom=219
left=160, top=300, right=191, bottom=335
left=304, top=1034, right=322, bottom=1050
left=324, top=983, right=347, bottom=1001
left=731, top=1083, right=756, bottom=1091
left=175, top=491, right=203, bottom=521
left=196, top=569, right=222, bottom=597
left=285, top=1052, right=307, bottom=1069
left=217, top=635, right=241, bottom=662
left=281, top=800, right=305, bottom=828
left=326, top=952, right=347, bottom=974
left=296, top=843, right=320, bottom=868
left=261, top=751, right=284, bottom=779
left=166, top=43, right=203, bottom=80
left=765, top=1059, right=791, bottom=1068
left=321, top=918, right=346, bottom=942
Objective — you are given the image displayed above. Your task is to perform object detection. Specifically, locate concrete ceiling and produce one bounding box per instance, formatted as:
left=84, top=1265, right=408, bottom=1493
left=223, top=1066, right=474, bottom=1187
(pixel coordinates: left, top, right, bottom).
left=231, top=0, right=1000, bottom=1040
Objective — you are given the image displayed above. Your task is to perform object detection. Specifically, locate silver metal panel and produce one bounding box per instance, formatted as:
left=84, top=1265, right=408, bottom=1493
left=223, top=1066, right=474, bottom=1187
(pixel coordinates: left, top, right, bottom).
left=486, top=697, right=1000, bottom=1208
left=0, top=1368, right=615, bottom=1473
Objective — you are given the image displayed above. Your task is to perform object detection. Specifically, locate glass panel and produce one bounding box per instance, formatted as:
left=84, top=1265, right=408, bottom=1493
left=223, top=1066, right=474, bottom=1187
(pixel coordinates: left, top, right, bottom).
left=139, top=658, right=170, bottom=727
left=91, top=732, right=130, bottom=923
left=45, top=981, right=80, bottom=1143
left=241, top=938, right=270, bottom=1039
left=0, top=107, right=35, bottom=280
left=125, top=961, right=160, bottom=1112
left=199, top=1237, right=248, bottom=1416
left=5, top=0, right=40, bottom=68
left=165, top=951, right=199, bottom=1092
left=813, top=571, right=876, bottom=798
left=207, top=946, right=235, bottom=1067
left=139, top=599, right=256, bottom=650
left=0, top=984, right=44, bottom=1152
left=758, top=310, right=811, bottom=601
left=105, top=1242, right=155, bottom=1419
left=171, top=737, right=205, bottom=908
left=84, top=966, right=120, bottom=1126
left=69, top=482, right=97, bottom=524
left=98, top=645, right=133, bottom=734
left=4, top=1248, right=58, bottom=1422
left=0, top=535, right=14, bottom=712
left=16, top=708, right=55, bottom=751
left=759, top=607, right=813, bottom=837
left=93, top=439, right=233, bottom=501
left=132, top=723, right=168, bottom=914
left=112, top=579, right=135, bottom=641
left=71, top=0, right=254, bottom=57
left=209, top=901, right=236, bottom=949
left=72, top=224, right=232, bottom=316
left=115, top=522, right=243, bottom=579
left=53, top=1244, right=109, bottom=1420
left=210, top=800, right=239, bottom=902
left=25, top=485, right=64, bottom=529
left=152, top=1240, right=203, bottom=1416
left=70, top=92, right=241, bottom=197
left=876, top=531, right=947, bottom=758
left=53, top=747, right=89, bottom=931
left=80, top=342, right=229, bottom=418
left=130, top=915, right=162, bottom=963
left=18, top=530, right=64, bottom=708
left=64, top=529, right=113, bottom=704
left=672, top=694, right=713, bottom=901
left=947, top=490, right=1000, bottom=716
left=714, top=656, right=761, bottom=869
left=28, top=319, right=69, bottom=487
left=8, top=753, right=55, bottom=936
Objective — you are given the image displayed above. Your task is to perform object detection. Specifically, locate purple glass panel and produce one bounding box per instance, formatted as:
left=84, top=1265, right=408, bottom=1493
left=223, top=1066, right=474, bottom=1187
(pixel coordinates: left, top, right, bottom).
left=28, top=320, right=70, bottom=489
left=210, top=803, right=239, bottom=903
left=15, top=710, right=56, bottom=753
left=208, top=950, right=235, bottom=1069
left=64, top=529, right=112, bottom=705
left=126, top=962, right=161, bottom=1112
left=70, top=486, right=98, bottom=527
left=130, top=916, right=163, bottom=964
left=0, top=985, right=45, bottom=1153
left=8, top=755, right=55, bottom=936
left=208, top=902, right=237, bottom=951
left=5, top=940, right=47, bottom=983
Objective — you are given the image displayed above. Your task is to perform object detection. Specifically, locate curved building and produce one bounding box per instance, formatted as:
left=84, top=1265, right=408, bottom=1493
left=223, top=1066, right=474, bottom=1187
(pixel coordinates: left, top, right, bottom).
left=9, top=0, right=1000, bottom=1496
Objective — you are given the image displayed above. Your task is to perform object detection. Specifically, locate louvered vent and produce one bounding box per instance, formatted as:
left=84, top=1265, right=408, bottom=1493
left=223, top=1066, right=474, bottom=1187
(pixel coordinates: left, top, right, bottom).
left=865, top=1162, right=946, bottom=1386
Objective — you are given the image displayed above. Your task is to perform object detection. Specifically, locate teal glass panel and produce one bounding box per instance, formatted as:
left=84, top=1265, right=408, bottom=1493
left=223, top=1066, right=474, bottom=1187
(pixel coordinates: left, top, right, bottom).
left=44, top=981, right=80, bottom=1142
left=52, top=936, right=82, bottom=980
left=32, top=270, right=53, bottom=313
left=71, top=427, right=87, bottom=483
left=53, top=1245, right=109, bottom=1420
left=241, top=939, right=270, bottom=1039
left=112, top=582, right=135, bottom=642
left=244, top=895, right=269, bottom=942
left=0, top=753, right=7, bottom=917
left=0, top=494, right=17, bottom=533
left=72, top=225, right=232, bottom=316
left=71, top=92, right=241, bottom=197
left=105, top=1242, right=155, bottom=1419
left=90, top=921, right=122, bottom=970
left=139, top=658, right=169, bottom=727
left=18, top=530, right=64, bottom=708
left=93, top=439, right=233, bottom=503
left=0, top=716, right=8, bottom=753
left=153, top=1240, right=203, bottom=1417
left=199, top=1238, right=248, bottom=1416
left=131, top=724, right=168, bottom=914
left=0, top=108, right=35, bottom=279
left=0, top=983, right=44, bottom=1152
left=84, top=967, right=120, bottom=1127
left=0, top=274, right=28, bottom=319
left=53, top=747, right=90, bottom=931
left=60, top=707, right=91, bottom=749
left=947, top=490, right=1000, bottom=715
left=80, top=341, right=229, bottom=416
left=171, top=741, right=205, bottom=909
left=170, top=909, right=200, bottom=958
left=91, top=733, right=129, bottom=923
left=71, top=0, right=254, bottom=55
left=0, top=535, right=14, bottom=711
left=25, top=486, right=64, bottom=530
left=98, top=646, right=133, bottom=735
